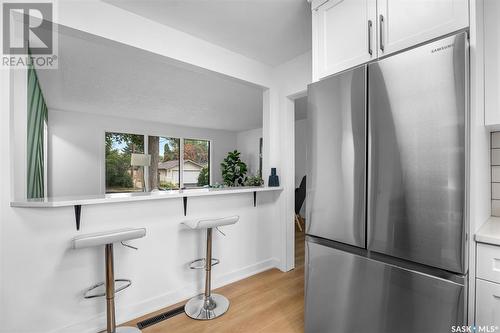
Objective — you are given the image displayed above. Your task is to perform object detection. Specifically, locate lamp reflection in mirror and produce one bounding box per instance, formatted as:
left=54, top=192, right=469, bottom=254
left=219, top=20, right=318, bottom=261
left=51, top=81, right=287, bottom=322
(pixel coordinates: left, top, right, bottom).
left=131, top=153, right=151, bottom=192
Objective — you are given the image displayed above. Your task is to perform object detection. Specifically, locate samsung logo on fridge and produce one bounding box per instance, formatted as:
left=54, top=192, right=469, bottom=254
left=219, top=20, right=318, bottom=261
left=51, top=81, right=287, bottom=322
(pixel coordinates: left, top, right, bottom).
left=432, top=43, right=455, bottom=53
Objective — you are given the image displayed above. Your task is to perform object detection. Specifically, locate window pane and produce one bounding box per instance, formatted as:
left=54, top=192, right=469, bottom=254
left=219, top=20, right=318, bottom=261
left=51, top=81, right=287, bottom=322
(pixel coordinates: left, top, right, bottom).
left=149, top=136, right=180, bottom=190
left=105, top=132, right=144, bottom=193
left=183, top=139, right=210, bottom=188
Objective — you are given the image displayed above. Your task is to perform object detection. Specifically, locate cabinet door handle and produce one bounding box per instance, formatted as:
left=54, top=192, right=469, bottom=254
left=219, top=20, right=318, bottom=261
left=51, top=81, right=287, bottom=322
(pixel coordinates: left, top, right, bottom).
left=379, top=14, right=385, bottom=52
left=368, top=20, right=373, bottom=56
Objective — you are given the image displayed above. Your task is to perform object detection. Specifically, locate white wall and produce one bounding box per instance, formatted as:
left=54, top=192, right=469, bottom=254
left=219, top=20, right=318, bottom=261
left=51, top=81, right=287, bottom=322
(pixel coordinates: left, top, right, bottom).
left=271, top=51, right=312, bottom=270
left=48, top=110, right=238, bottom=197
left=236, top=127, right=262, bottom=177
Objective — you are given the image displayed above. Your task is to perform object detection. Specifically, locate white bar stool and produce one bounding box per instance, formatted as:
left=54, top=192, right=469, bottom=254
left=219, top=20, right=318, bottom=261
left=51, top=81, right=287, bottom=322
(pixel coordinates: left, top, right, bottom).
left=72, top=228, right=146, bottom=333
left=181, top=216, right=239, bottom=320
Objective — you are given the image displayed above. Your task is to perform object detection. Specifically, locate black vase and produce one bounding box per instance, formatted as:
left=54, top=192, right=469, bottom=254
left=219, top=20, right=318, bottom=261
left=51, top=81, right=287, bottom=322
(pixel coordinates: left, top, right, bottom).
left=268, top=168, right=280, bottom=187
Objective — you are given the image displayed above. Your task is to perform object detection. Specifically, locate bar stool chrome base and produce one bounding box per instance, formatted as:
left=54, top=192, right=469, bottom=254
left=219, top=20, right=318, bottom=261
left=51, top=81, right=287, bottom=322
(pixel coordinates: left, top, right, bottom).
left=184, top=293, right=229, bottom=320
left=113, top=327, right=142, bottom=333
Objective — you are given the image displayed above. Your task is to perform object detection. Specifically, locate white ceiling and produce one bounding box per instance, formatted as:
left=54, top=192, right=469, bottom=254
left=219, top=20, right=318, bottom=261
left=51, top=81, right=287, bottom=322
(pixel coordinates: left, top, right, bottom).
left=36, top=27, right=264, bottom=131
left=104, top=0, right=312, bottom=66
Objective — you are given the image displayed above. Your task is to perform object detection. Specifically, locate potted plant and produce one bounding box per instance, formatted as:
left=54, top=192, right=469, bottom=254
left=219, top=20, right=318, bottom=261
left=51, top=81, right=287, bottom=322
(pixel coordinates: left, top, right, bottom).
left=244, top=174, right=264, bottom=187
left=220, top=150, right=248, bottom=186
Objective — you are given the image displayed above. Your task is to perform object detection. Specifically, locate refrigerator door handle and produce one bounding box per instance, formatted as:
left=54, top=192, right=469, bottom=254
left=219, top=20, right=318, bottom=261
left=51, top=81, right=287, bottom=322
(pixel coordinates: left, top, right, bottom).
left=379, top=14, right=385, bottom=52
left=368, top=20, right=373, bottom=56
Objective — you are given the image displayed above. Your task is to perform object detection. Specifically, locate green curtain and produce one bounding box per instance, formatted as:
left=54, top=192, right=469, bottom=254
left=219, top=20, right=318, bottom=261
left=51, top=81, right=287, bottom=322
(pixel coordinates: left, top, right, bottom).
left=27, top=65, right=48, bottom=199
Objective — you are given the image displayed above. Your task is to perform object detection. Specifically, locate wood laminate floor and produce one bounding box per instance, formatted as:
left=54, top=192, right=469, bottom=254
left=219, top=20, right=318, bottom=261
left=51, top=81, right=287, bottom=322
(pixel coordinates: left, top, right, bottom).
left=126, top=226, right=306, bottom=333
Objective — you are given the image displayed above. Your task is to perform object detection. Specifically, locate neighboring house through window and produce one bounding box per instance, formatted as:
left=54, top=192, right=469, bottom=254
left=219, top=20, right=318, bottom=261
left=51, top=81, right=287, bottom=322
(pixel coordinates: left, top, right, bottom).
left=106, top=133, right=211, bottom=193
left=183, top=138, right=210, bottom=188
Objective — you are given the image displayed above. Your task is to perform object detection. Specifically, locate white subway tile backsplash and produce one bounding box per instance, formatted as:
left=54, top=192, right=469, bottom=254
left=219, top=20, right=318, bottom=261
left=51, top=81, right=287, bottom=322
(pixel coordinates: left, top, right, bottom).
left=493, top=166, right=500, bottom=183
left=493, top=133, right=500, bottom=216
left=493, top=200, right=500, bottom=217
left=494, top=183, right=500, bottom=200
left=493, top=132, right=500, bottom=149
left=493, top=149, right=500, bottom=166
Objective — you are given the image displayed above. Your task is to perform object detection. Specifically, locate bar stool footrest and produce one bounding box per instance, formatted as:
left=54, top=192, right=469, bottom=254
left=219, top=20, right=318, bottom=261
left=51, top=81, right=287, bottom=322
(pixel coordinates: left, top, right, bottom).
left=83, top=279, right=132, bottom=299
left=189, top=258, right=220, bottom=270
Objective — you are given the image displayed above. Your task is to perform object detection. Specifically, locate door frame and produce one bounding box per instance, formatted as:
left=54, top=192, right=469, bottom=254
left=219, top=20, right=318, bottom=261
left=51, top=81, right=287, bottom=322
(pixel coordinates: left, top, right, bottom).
left=284, top=90, right=307, bottom=271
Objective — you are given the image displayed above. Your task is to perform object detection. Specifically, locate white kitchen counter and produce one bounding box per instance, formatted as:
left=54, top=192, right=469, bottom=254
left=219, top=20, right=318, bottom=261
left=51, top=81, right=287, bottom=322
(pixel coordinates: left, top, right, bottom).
left=10, top=186, right=282, bottom=208
left=475, top=216, right=500, bottom=246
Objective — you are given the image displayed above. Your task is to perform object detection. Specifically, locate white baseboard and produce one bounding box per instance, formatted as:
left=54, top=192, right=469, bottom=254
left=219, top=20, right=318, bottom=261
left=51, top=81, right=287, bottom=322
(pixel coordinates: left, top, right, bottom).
left=53, top=257, right=280, bottom=333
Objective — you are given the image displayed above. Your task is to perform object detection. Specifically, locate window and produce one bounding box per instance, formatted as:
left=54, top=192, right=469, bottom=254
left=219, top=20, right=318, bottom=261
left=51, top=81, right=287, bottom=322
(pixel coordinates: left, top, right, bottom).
left=105, top=132, right=145, bottom=193
left=105, top=134, right=210, bottom=192
left=148, top=136, right=180, bottom=190
left=183, top=138, right=210, bottom=188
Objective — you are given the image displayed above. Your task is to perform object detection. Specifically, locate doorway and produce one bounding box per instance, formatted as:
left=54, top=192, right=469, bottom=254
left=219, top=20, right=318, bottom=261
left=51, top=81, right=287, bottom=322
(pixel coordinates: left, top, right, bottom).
left=294, top=95, right=307, bottom=267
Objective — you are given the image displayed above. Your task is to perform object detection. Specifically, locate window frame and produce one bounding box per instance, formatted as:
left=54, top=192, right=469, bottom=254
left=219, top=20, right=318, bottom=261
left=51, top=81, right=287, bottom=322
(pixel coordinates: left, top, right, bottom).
left=103, top=132, right=212, bottom=193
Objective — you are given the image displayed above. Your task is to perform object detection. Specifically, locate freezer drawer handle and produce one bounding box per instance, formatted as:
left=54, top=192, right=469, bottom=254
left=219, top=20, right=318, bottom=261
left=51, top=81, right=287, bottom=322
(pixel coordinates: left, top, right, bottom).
left=368, top=20, right=373, bottom=56
left=379, top=14, right=385, bottom=52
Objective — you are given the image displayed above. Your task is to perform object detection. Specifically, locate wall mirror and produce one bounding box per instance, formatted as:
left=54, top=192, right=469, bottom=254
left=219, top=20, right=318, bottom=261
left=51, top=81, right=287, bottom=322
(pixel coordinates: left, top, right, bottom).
left=28, top=27, right=265, bottom=198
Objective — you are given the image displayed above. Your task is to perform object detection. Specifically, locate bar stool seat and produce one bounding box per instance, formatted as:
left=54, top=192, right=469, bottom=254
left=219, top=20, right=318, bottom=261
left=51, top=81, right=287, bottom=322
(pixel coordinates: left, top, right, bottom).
left=72, top=228, right=146, bottom=333
left=181, top=216, right=239, bottom=320
left=72, top=228, right=146, bottom=249
left=181, top=216, right=239, bottom=230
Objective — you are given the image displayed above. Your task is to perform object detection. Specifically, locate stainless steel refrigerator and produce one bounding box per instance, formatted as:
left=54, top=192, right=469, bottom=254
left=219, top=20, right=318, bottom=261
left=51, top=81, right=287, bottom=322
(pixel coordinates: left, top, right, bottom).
left=305, top=32, right=468, bottom=333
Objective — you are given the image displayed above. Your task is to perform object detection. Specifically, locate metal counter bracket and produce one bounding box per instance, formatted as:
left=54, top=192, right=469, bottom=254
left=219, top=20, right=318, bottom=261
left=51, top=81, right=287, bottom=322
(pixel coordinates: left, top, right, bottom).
left=74, top=205, right=82, bottom=230
left=253, top=191, right=257, bottom=207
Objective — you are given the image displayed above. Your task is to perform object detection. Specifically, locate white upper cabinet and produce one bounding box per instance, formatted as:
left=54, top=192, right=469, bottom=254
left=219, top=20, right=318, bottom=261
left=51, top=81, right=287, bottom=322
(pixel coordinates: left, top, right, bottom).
left=377, top=0, right=468, bottom=57
left=312, top=0, right=376, bottom=81
left=312, top=0, right=469, bottom=81
left=485, top=0, right=500, bottom=126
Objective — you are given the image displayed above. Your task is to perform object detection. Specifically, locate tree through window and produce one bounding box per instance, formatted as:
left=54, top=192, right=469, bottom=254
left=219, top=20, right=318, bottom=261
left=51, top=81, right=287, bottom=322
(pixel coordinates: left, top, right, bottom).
left=105, top=132, right=145, bottom=193
left=149, top=136, right=180, bottom=190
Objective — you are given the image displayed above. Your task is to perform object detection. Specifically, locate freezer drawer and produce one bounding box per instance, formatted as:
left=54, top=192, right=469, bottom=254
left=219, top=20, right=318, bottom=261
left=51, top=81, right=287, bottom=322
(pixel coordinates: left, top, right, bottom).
left=305, top=241, right=465, bottom=333
left=306, top=66, right=366, bottom=248
left=368, top=33, right=467, bottom=273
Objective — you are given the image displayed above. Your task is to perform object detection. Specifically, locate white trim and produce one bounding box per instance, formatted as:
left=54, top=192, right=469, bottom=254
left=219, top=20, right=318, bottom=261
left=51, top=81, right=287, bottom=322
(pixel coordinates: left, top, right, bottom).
left=210, top=139, right=214, bottom=186
left=51, top=257, right=280, bottom=333
left=284, top=97, right=296, bottom=271
left=144, top=135, right=149, bottom=192
left=179, top=137, right=184, bottom=188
